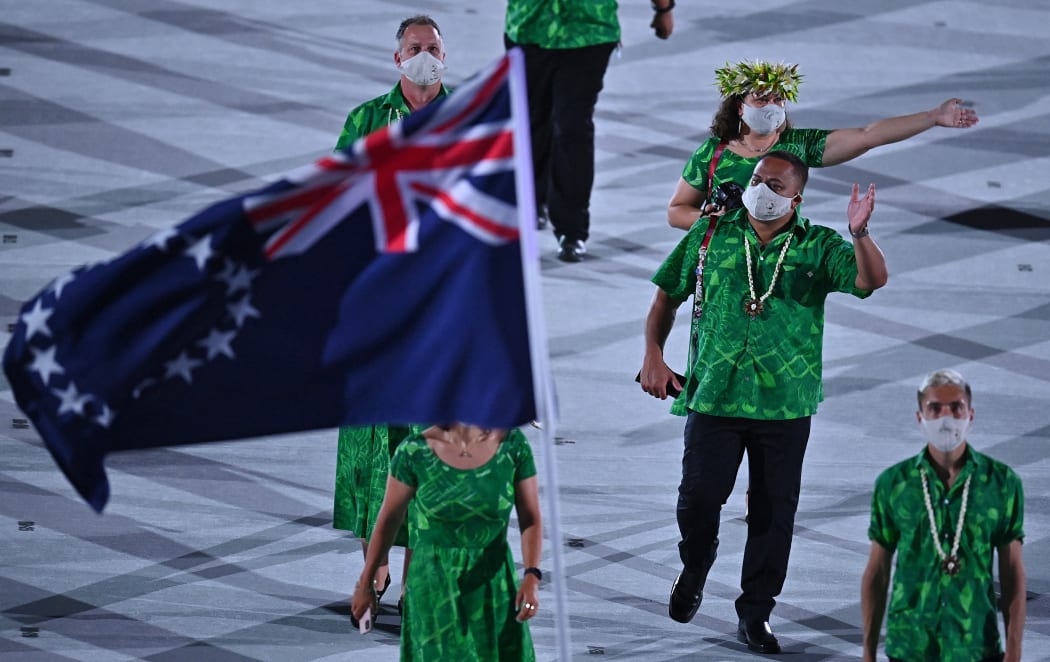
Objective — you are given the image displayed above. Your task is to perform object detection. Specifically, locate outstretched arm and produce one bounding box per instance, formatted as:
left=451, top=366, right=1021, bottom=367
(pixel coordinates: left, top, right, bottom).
left=847, top=183, right=888, bottom=291
left=860, top=541, right=893, bottom=662
left=821, top=98, right=978, bottom=166
left=514, top=475, right=542, bottom=622
left=998, top=539, right=1026, bottom=662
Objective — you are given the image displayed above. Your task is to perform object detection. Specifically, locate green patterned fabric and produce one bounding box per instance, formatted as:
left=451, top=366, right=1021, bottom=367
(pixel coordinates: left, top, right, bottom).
left=334, top=82, right=451, bottom=151
left=869, top=446, right=1024, bottom=662
left=681, top=130, right=829, bottom=212
left=391, top=429, right=537, bottom=661
left=651, top=207, right=869, bottom=420
left=504, top=0, right=620, bottom=50
left=333, top=425, right=422, bottom=546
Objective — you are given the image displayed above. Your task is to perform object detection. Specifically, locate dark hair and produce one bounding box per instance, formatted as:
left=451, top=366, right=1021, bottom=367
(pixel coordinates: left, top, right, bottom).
left=759, top=150, right=808, bottom=191
left=709, top=95, right=793, bottom=142
left=396, top=15, right=442, bottom=44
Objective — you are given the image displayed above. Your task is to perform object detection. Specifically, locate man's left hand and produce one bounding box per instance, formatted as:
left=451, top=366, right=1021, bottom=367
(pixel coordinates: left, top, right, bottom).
left=847, top=183, right=876, bottom=235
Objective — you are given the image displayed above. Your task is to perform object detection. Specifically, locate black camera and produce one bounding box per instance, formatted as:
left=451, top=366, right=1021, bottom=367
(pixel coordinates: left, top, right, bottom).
left=710, top=181, right=745, bottom=211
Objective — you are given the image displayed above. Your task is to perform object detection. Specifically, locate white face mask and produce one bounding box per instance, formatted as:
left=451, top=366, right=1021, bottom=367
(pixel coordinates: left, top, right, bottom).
left=397, top=51, right=446, bottom=86
left=919, top=416, right=971, bottom=453
left=741, top=101, right=786, bottom=135
left=742, top=182, right=795, bottom=222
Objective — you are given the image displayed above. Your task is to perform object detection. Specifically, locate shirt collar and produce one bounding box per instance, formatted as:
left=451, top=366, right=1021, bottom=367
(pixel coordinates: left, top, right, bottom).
left=381, top=82, right=451, bottom=115
left=912, top=443, right=985, bottom=480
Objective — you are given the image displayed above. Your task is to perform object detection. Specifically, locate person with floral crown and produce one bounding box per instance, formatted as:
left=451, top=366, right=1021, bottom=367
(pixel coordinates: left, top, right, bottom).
left=862, top=369, right=1025, bottom=662
left=666, top=59, right=979, bottom=230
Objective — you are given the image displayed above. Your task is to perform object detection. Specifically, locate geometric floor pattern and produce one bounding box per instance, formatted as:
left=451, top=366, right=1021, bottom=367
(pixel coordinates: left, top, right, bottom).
left=2, top=2, right=1049, bottom=660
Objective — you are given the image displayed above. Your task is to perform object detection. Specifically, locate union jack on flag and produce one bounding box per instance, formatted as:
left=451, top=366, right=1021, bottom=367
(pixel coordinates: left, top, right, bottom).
left=250, top=54, right=518, bottom=259
left=2, top=51, right=545, bottom=512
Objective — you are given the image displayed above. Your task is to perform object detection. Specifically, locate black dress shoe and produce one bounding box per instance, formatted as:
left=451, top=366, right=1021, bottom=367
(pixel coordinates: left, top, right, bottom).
left=556, top=237, right=586, bottom=263
left=736, top=619, right=781, bottom=654
left=668, top=568, right=705, bottom=623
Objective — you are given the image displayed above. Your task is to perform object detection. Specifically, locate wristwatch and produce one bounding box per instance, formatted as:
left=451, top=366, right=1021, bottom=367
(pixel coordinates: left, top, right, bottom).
left=849, top=225, right=870, bottom=239
left=524, top=567, right=543, bottom=581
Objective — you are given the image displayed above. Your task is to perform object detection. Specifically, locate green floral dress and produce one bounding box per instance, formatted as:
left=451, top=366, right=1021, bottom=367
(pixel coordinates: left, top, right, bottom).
left=392, top=429, right=537, bottom=661
left=333, top=425, right=422, bottom=546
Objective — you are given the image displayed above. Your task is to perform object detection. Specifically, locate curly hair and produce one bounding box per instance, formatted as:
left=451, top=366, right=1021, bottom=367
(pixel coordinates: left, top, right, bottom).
left=709, top=95, right=793, bottom=142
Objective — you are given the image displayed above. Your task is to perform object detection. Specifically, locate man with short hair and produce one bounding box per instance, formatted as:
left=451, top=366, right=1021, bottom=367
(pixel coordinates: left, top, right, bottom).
left=640, top=151, right=888, bottom=652
left=861, top=369, right=1025, bottom=662
left=332, top=14, right=450, bottom=617
left=334, top=15, right=450, bottom=151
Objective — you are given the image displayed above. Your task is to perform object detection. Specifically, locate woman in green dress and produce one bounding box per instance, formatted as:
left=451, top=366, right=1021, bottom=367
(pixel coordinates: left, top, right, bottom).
left=666, top=60, right=980, bottom=230
left=351, top=424, right=543, bottom=661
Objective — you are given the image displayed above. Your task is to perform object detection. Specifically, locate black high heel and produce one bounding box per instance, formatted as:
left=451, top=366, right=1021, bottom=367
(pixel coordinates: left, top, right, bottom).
left=373, top=574, right=392, bottom=603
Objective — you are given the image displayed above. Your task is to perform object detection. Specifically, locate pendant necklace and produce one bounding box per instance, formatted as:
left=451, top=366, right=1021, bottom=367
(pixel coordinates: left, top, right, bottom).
left=743, top=233, right=792, bottom=319
left=920, top=468, right=971, bottom=575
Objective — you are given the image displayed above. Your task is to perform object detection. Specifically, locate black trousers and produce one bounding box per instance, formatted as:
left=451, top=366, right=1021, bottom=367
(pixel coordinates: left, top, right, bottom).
left=677, top=412, right=810, bottom=622
left=503, top=37, right=615, bottom=243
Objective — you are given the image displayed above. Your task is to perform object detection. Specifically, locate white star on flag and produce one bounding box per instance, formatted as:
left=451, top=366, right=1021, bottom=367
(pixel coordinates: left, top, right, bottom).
left=29, top=345, right=65, bottom=384
left=95, top=404, right=115, bottom=428
left=49, top=272, right=76, bottom=299
left=132, top=378, right=156, bottom=399
left=198, top=328, right=237, bottom=360
left=223, top=265, right=258, bottom=294
left=227, top=296, right=260, bottom=327
left=164, top=352, right=203, bottom=383
left=21, top=299, right=54, bottom=341
left=144, top=227, right=179, bottom=251
left=52, top=382, right=91, bottom=416
left=185, top=234, right=214, bottom=270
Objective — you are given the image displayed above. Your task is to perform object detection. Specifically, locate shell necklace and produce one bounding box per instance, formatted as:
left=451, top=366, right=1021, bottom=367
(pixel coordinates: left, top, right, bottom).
left=743, top=233, right=792, bottom=319
left=920, top=468, right=971, bottom=575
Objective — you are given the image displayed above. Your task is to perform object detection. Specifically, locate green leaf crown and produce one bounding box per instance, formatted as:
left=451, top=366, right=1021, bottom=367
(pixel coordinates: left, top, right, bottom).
left=714, top=60, right=803, bottom=102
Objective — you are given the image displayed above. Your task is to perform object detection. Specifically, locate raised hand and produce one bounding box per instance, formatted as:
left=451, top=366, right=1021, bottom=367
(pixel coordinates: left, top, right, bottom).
left=847, top=183, right=876, bottom=234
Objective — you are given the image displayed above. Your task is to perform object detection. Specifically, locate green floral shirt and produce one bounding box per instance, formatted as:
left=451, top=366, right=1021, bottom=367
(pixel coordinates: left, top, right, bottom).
left=651, top=207, right=868, bottom=420
left=334, top=82, right=451, bottom=151
left=504, top=0, right=620, bottom=49
left=869, top=446, right=1025, bottom=662
left=681, top=130, right=829, bottom=209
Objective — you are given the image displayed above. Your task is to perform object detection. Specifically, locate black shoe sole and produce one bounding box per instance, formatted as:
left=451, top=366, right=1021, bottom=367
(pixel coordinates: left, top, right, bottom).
left=668, top=574, right=702, bottom=623
left=736, top=624, right=781, bottom=654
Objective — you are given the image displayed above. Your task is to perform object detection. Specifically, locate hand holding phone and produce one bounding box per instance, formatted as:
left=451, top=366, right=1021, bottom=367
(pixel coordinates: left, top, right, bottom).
left=357, top=607, right=373, bottom=634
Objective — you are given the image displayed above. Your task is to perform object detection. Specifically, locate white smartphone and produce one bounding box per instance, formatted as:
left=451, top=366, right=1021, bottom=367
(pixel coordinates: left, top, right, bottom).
left=358, top=607, right=373, bottom=634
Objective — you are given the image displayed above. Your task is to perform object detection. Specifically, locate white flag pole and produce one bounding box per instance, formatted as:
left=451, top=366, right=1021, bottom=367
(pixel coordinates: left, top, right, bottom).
left=507, top=48, right=571, bottom=662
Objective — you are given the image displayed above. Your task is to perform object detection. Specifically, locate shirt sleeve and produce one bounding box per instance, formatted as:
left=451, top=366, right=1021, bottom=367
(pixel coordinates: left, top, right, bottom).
left=868, top=471, right=899, bottom=552
left=992, top=466, right=1025, bottom=546
left=334, top=104, right=378, bottom=152
left=819, top=227, right=872, bottom=299
left=389, top=435, right=420, bottom=488
left=680, top=138, right=719, bottom=193
left=782, top=128, right=830, bottom=167
left=651, top=221, right=707, bottom=303
left=512, top=430, right=537, bottom=482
